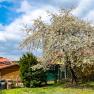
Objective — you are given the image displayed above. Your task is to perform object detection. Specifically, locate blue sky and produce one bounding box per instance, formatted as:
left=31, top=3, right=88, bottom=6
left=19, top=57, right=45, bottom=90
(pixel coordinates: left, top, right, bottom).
left=0, top=0, right=94, bottom=60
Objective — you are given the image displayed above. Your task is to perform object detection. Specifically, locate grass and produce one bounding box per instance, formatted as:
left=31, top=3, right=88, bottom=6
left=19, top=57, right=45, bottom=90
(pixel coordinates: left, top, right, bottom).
left=1, top=81, right=94, bottom=94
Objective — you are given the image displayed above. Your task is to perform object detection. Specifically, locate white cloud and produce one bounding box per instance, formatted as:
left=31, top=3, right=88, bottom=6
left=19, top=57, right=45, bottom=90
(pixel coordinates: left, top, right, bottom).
left=51, top=0, right=80, bottom=9
left=16, top=0, right=32, bottom=13
left=72, top=0, right=94, bottom=17
left=0, top=24, right=5, bottom=31
left=0, top=3, right=58, bottom=60
left=71, top=0, right=94, bottom=24
left=0, top=22, right=24, bottom=41
left=0, top=32, right=6, bottom=41
left=84, top=10, right=94, bottom=23
left=0, top=4, right=57, bottom=43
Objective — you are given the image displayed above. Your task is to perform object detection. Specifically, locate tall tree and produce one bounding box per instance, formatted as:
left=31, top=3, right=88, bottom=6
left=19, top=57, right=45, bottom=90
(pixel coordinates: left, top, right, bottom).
left=20, top=10, right=94, bottom=83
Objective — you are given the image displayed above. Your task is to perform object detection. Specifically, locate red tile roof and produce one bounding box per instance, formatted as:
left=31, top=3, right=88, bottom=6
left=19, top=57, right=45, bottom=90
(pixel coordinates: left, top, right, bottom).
left=0, top=57, right=13, bottom=69
left=0, top=57, right=12, bottom=65
left=0, top=57, right=10, bottom=62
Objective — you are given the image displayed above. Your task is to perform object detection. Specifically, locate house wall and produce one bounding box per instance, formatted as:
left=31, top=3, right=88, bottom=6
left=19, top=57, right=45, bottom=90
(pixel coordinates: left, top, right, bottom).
left=0, top=65, right=20, bottom=81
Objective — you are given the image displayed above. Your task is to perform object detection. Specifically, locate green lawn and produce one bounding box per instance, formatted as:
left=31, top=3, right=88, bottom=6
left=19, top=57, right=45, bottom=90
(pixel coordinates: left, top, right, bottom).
left=1, top=82, right=94, bottom=94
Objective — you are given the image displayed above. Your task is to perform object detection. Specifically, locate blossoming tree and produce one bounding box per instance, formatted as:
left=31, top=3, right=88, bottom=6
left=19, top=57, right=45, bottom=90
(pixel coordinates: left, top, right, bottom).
left=21, top=10, right=94, bottom=84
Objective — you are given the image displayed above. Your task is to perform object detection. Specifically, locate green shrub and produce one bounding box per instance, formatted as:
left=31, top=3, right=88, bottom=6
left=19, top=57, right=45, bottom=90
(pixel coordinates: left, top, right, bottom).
left=19, top=53, right=38, bottom=87
left=31, top=64, right=47, bottom=87
left=19, top=53, right=47, bottom=87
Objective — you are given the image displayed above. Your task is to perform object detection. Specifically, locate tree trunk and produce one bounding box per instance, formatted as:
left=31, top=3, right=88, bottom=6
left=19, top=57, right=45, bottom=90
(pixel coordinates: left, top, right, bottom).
left=69, top=67, right=77, bottom=84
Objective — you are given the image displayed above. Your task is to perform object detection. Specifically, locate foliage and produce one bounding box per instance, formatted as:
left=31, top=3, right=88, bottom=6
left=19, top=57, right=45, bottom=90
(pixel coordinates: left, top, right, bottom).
left=75, top=63, right=94, bottom=82
left=31, top=64, right=47, bottom=87
left=20, top=9, right=94, bottom=83
left=19, top=53, right=38, bottom=87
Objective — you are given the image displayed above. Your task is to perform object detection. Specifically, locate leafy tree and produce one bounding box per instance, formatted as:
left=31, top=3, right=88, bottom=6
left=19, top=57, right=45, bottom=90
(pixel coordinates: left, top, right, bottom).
left=20, top=10, right=94, bottom=84
left=31, top=64, right=47, bottom=87
left=19, top=53, right=38, bottom=87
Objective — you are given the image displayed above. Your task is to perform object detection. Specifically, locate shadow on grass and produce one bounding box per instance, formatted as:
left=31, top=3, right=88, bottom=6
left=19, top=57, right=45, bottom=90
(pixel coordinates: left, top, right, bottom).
left=79, top=82, right=94, bottom=89
left=42, top=81, right=94, bottom=90
left=0, top=89, right=6, bottom=94
left=41, top=81, right=66, bottom=88
left=62, top=81, right=94, bottom=90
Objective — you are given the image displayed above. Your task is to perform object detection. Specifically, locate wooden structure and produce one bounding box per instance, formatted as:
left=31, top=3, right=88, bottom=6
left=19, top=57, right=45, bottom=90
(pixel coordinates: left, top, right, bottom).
left=0, top=57, right=20, bottom=81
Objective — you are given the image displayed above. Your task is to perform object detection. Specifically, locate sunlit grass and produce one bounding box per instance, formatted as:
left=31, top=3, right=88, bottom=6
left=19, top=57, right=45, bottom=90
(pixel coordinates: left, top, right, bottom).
left=2, top=82, right=94, bottom=94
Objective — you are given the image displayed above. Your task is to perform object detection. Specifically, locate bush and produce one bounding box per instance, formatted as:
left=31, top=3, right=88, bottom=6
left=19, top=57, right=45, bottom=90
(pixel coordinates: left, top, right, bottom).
left=19, top=53, right=38, bottom=87
left=31, top=64, right=47, bottom=87
left=19, top=53, right=47, bottom=87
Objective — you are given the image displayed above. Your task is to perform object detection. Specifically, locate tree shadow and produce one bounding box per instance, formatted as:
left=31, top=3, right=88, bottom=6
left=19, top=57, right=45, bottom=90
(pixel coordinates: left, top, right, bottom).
left=63, top=82, right=94, bottom=90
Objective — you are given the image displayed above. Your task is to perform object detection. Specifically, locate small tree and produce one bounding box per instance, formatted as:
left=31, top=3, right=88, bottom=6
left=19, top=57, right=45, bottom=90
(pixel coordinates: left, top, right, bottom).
left=19, top=52, right=38, bottom=87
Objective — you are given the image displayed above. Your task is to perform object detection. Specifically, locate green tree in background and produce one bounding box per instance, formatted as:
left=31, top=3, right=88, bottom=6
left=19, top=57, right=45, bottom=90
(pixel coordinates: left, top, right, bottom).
left=19, top=53, right=38, bottom=87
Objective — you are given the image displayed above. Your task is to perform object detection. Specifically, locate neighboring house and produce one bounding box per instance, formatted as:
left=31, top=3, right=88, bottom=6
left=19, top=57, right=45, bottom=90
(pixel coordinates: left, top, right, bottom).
left=0, top=57, right=20, bottom=81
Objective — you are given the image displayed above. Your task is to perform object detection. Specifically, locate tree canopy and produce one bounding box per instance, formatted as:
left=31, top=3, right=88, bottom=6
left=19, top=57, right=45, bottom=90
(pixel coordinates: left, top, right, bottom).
left=20, top=10, right=94, bottom=83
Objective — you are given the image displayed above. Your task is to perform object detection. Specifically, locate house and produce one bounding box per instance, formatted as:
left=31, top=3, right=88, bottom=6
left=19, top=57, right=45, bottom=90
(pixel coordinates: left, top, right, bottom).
left=0, top=57, right=20, bottom=81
